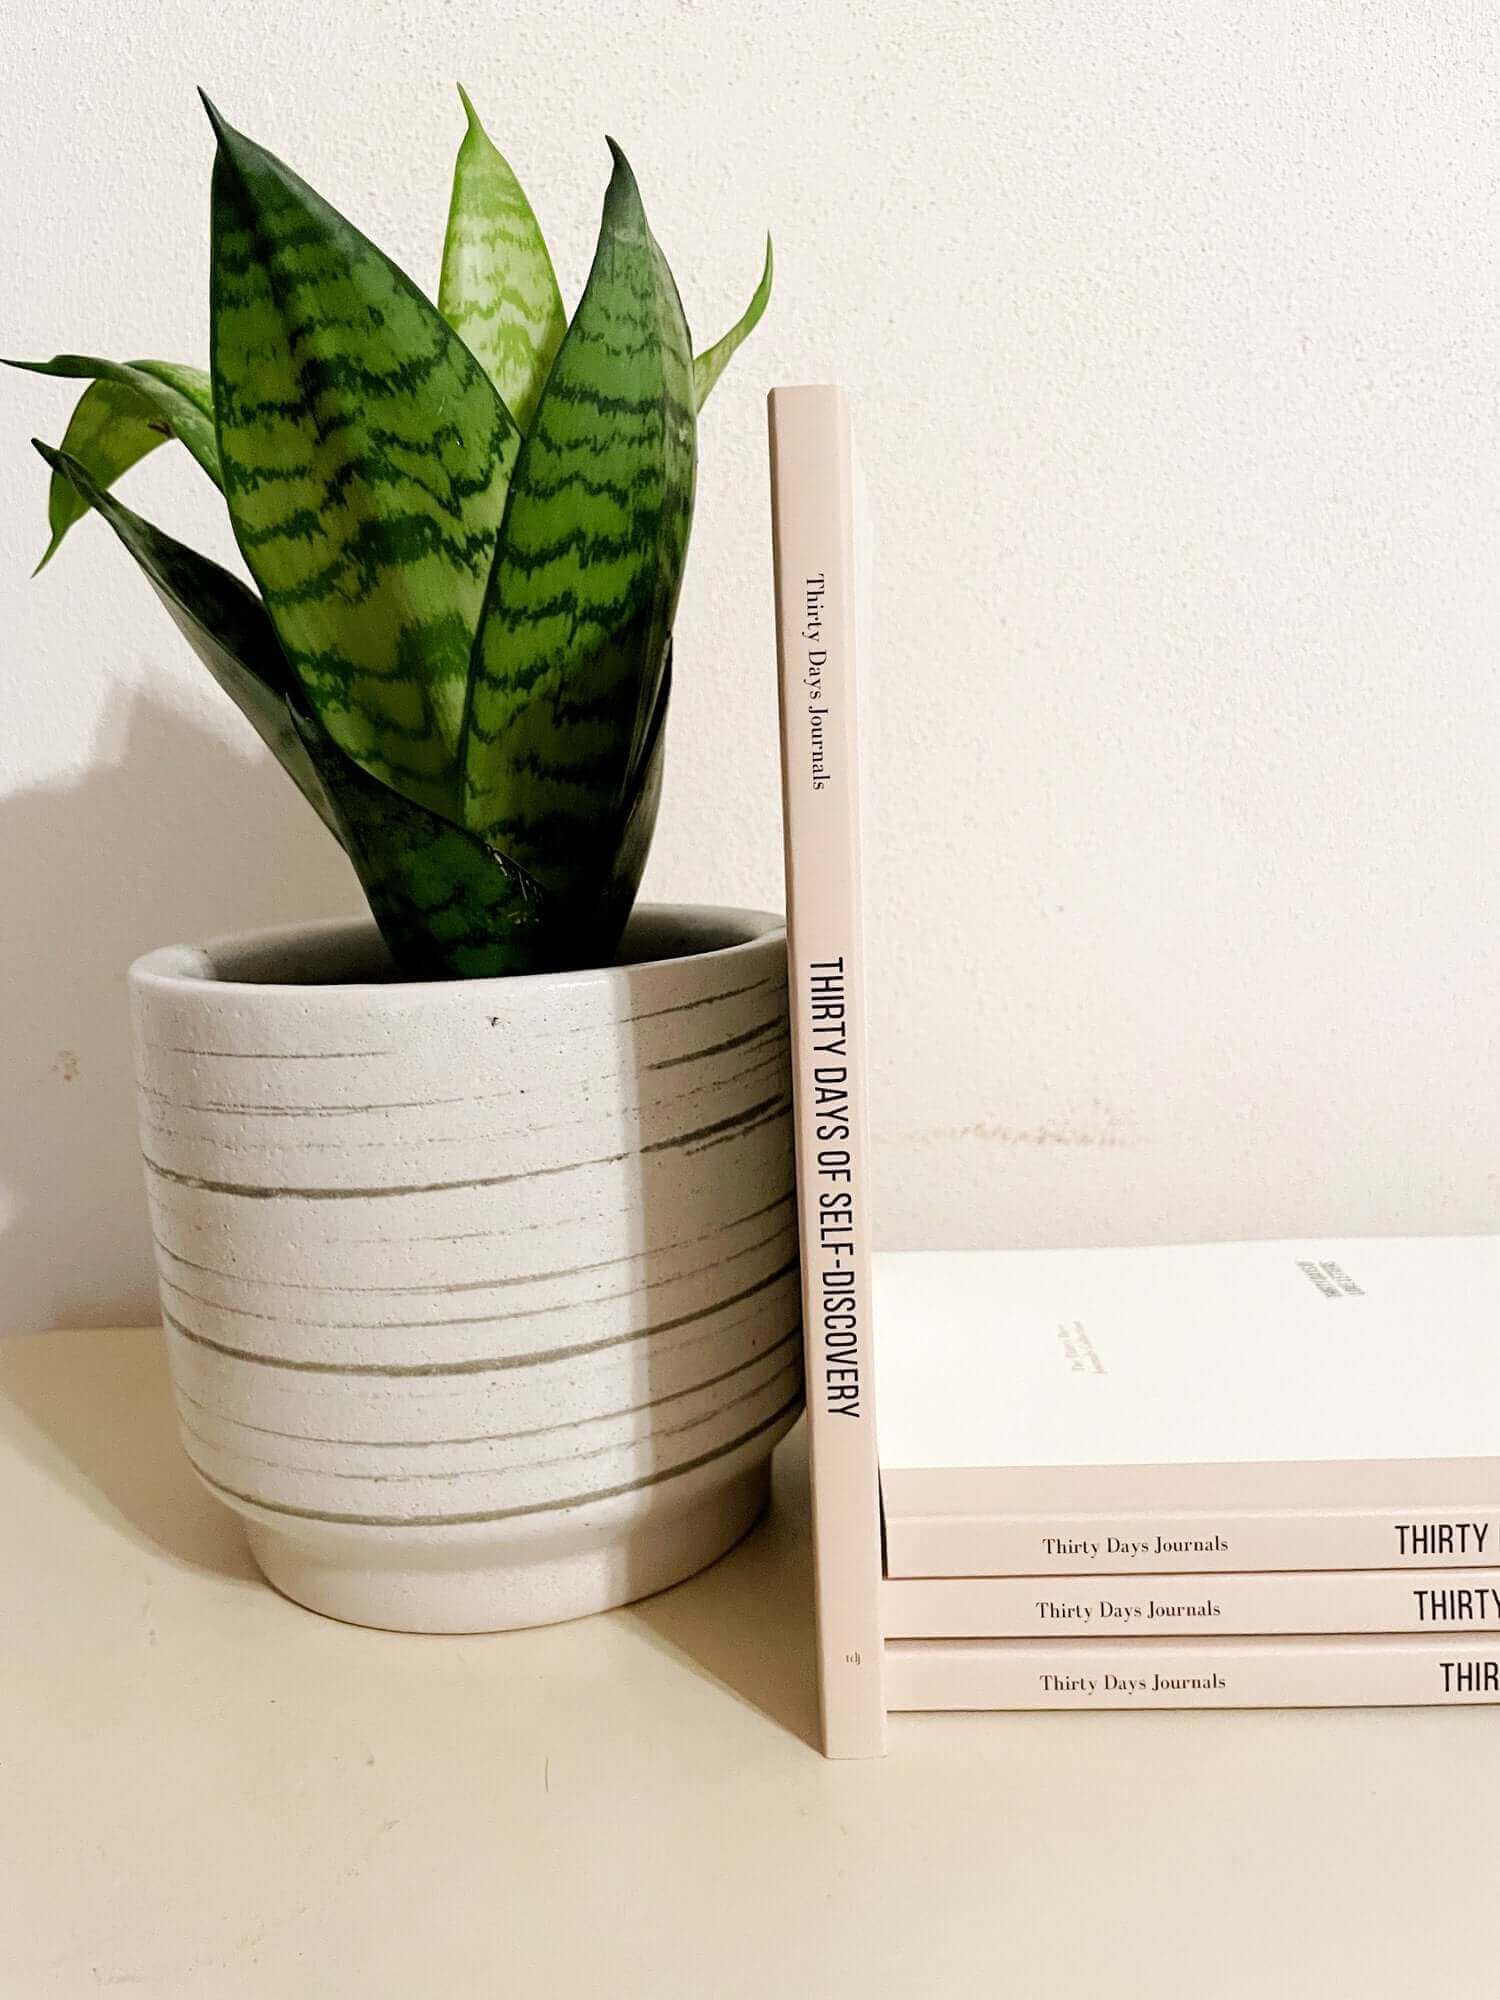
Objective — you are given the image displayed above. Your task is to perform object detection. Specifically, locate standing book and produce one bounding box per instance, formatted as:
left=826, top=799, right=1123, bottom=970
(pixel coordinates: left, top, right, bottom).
left=768, top=385, right=885, bottom=1757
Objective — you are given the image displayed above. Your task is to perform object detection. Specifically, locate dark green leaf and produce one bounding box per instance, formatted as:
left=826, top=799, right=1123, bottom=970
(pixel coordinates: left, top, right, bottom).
left=693, top=236, right=773, bottom=407
left=290, top=708, right=561, bottom=978
left=438, top=87, right=566, bottom=432
left=461, top=141, right=694, bottom=904
left=606, top=643, right=671, bottom=931
left=33, top=441, right=342, bottom=842
left=205, top=98, right=519, bottom=824
left=6, top=355, right=219, bottom=570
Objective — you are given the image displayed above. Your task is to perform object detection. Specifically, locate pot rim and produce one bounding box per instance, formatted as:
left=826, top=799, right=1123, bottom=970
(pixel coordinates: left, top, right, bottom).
left=129, top=903, right=786, bottom=1003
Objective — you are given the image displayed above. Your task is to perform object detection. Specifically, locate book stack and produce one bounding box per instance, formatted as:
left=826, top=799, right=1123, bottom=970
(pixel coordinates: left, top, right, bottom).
left=876, top=1239, right=1500, bottom=1715
left=767, top=383, right=1500, bottom=1757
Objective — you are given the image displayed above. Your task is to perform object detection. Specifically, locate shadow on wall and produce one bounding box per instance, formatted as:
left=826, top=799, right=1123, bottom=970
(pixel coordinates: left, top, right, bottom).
left=1, top=686, right=358, bottom=1334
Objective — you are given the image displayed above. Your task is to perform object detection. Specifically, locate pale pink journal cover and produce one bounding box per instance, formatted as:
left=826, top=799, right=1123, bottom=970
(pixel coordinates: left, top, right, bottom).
left=885, top=1635, right=1500, bottom=1710
left=877, top=1240, right=1500, bottom=1577
left=769, top=386, right=885, bottom=1757
left=883, top=1567, right=1500, bottom=1638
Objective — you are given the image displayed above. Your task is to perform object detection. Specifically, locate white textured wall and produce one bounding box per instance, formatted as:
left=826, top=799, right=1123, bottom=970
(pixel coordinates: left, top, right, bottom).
left=4, top=1, right=1499, bottom=1330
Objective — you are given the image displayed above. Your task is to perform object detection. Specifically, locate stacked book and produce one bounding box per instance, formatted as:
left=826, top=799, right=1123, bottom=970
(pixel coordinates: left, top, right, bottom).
left=876, top=1238, right=1500, bottom=1714
left=767, top=382, right=1500, bottom=1754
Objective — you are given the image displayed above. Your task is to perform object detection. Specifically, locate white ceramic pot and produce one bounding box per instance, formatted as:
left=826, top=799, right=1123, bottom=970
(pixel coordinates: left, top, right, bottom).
left=129, top=905, right=801, bottom=1632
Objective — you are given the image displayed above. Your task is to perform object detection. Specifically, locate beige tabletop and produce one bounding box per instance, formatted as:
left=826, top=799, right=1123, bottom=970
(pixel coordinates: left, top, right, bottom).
left=3, top=1326, right=1496, bottom=1999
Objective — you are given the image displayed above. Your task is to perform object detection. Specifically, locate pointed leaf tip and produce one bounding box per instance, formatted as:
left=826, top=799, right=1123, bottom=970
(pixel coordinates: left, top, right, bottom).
left=31, top=442, right=92, bottom=569
left=438, top=95, right=564, bottom=430
left=199, top=93, right=257, bottom=179
left=692, top=232, right=775, bottom=408
left=198, top=89, right=230, bottom=140
left=599, top=140, right=649, bottom=240
left=457, top=82, right=480, bottom=128
left=604, top=136, right=636, bottom=184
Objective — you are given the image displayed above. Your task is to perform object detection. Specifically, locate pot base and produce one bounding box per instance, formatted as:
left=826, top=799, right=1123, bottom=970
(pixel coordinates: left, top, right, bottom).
left=241, top=1460, right=772, bottom=1634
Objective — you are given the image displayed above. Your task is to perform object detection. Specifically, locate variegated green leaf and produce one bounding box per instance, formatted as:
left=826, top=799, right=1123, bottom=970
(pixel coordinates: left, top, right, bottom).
left=693, top=237, right=773, bottom=408
left=33, top=441, right=342, bottom=841
left=606, top=643, right=671, bottom=932
left=438, top=87, right=566, bottom=433
left=205, top=99, right=519, bottom=824
left=291, top=707, right=556, bottom=979
left=38, top=436, right=559, bottom=975
left=6, top=355, right=219, bottom=570
left=461, top=142, right=695, bottom=899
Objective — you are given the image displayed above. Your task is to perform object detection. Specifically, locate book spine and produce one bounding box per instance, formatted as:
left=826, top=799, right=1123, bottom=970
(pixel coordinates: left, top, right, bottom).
left=885, top=1506, right=1500, bottom=1579
left=768, top=385, right=885, bottom=1759
left=885, top=1636, right=1500, bottom=1710
left=883, top=1568, right=1500, bottom=1638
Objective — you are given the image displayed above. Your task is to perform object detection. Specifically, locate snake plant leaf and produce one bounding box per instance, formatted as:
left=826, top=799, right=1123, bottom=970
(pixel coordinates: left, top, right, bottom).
left=606, top=644, right=671, bottom=931
left=205, top=98, right=520, bottom=824
left=693, top=237, right=773, bottom=408
left=6, top=355, right=220, bottom=571
left=33, top=441, right=342, bottom=842
left=461, top=141, right=695, bottom=897
left=438, top=87, right=566, bottom=433
left=290, top=707, right=554, bottom=979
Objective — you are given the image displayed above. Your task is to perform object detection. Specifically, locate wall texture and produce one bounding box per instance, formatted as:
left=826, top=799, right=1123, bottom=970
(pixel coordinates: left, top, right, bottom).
left=4, top=1, right=1499, bottom=1330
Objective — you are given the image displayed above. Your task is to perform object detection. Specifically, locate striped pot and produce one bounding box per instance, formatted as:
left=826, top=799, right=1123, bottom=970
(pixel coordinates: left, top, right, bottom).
left=129, top=905, right=801, bottom=1632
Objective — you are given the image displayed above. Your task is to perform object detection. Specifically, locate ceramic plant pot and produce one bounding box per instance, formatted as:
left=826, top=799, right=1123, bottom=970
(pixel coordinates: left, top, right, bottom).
left=129, top=905, right=801, bottom=1632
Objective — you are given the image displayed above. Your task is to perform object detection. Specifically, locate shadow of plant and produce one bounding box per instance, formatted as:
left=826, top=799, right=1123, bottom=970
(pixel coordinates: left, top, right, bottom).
left=0, top=684, right=357, bottom=1330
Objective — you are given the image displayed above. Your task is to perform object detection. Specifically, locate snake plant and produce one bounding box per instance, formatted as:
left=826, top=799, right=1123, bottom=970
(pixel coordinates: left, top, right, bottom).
left=10, top=91, right=772, bottom=977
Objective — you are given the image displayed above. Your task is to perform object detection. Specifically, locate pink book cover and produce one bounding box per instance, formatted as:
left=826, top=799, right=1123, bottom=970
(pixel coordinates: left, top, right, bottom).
left=883, top=1567, right=1500, bottom=1639
left=877, top=1241, right=1500, bottom=1577
left=885, top=1635, right=1500, bottom=1710
left=768, top=385, right=885, bottom=1758
left=885, top=1468, right=1500, bottom=1579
